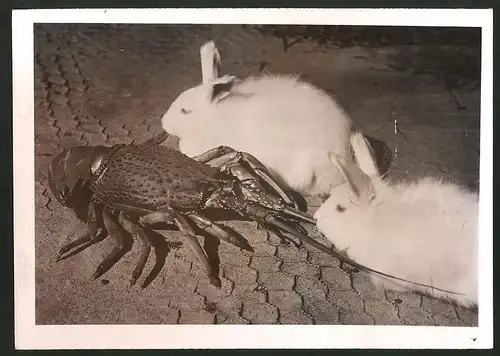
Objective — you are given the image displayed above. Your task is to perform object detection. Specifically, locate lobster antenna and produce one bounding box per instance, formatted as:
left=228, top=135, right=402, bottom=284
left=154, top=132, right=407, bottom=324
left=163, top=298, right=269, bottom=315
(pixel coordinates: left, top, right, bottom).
left=268, top=216, right=466, bottom=296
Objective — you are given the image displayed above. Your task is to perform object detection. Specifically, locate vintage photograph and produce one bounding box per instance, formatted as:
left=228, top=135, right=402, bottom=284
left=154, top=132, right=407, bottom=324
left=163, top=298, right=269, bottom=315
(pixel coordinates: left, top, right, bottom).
left=14, top=7, right=492, bottom=350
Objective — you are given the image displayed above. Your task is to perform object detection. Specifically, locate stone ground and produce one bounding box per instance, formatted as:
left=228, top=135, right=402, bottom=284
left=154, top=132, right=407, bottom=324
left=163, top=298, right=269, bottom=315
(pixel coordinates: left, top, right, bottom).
left=34, top=24, right=480, bottom=325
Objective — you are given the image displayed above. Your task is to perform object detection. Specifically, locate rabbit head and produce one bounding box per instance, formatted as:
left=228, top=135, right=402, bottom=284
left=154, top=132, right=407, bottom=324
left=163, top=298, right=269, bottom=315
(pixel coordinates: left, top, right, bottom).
left=322, top=131, right=382, bottom=210
left=161, top=74, right=240, bottom=136
left=313, top=132, right=384, bottom=250
left=162, top=39, right=235, bottom=136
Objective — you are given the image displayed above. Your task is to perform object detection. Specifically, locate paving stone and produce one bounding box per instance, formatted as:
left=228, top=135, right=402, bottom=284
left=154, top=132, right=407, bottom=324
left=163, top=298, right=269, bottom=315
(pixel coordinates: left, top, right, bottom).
left=454, top=305, right=478, bottom=326
left=50, top=83, right=70, bottom=96
left=308, top=251, right=341, bottom=268
left=386, top=290, right=422, bottom=308
left=51, top=105, right=73, bottom=122
left=364, top=298, right=402, bottom=325
left=321, top=266, right=352, bottom=291
left=223, top=265, right=258, bottom=285
left=351, top=272, right=387, bottom=300
left=169, top=292, right=205, bottom=311
left=102, top=121, right=131, bottom=136
left=281, top=261, right=319, bottom=279
left=242, top=303, right=278, bottom=324
left=127, top=127, right=155, bottom=142
left=219, top=252, right=251, bottom=267
left=328, top=290, right=365, bottom=314
left=215, top=296, right=243, bottom=316
left=55, top=118, right=79, bottom=132
left=218, top=315, right=250, bottom=324
left=68, top=82, right=88, bottom=93
left=34, top=87, right=48, bottom=100
left=398, top=306, right=435, bottom=326
left=421, top=296, right=464, bottom=326
left=165, top=256, right=193, bottom=277
left=250, top=242, right=277, bottom=257
left=44, top=65, right=63, bottom=77
left=35, top=183, right=49, bottom=205
left=268, top=290, right=302, bottom=311
left=249, top=256, right=281, bottom=272
left=339, top=310, right=375, bottom=325
left=196, top=277, right=233, bottom=303
left=107, top=135, right=132, bottom=145
left=276, top=245, right=308, bottom=262
left=231, top=283, right=267, bottom=303
left=279, top=311, right=314, bottom=324
left=265, top=231, right=290, bottom=245
left=35, top=102, right=51, bottom=116
left=47, top=75, right=66, bottom=86
left=80, top=123, right=104, bottom=133
left=57, top=132, right=87, bottom=148
left=172, top=242, right=200, bottom=260
left=178, top=309, right=215, bottom=324
left=49, top=93, right=70, bottom=106
left=258, top=271, right=295, bottom=291
left=294, top=276, right=328, bottom=300
left=61, top=64, right=81, bottom=75
left=35, top=123, right=59, bottom=140
left=82, top=131, right=107, bottom=145
left=302, top=297, right=339, bottom=324
left=118, top=307, right=180, bottom=324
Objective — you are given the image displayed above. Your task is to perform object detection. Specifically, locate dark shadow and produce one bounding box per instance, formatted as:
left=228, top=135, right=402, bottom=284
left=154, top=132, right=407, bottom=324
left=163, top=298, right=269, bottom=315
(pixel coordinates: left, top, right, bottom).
left=251, top=25, right=480, bottom=50
left=286, top=191, right=309, bottom=212
left=140, top=229, right=182, bottom=289
left=386, top=45, right=481, bottom=92
left=91, top=223, right=135, bottom=279
left=197, top=222, right=255, bottom=287
left=66, top=183, right=94, bottom=223
left=364, top=135, right=393, bottom=177
left=56, top=230, right=109, bottom=262
left=200, top=207, right=253, bottom=223
left=200, top=230, right=222, bottom=286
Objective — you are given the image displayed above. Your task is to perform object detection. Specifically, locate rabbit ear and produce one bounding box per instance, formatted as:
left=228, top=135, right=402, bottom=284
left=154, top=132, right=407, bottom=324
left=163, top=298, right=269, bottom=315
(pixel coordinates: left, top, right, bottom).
left=329, top=152, right=376, bottom=204
left=207, top=75, right=239, bottom=103
left=349, top=131, right=379, bottom=177
left=200, top=40, right=221, bottom=84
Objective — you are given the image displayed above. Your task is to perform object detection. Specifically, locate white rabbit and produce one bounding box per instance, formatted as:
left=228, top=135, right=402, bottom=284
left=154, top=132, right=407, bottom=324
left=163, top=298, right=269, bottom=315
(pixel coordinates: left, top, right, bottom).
left=161, top=41, right=354, bottom=197
left=314, top=131, right=479, bottom=307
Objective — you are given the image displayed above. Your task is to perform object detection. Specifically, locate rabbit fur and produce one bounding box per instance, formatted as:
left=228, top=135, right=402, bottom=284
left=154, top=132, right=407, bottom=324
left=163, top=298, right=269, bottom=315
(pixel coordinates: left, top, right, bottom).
left=161, top=41, right=354, bottom=196
left=314, top=131, right=479, bottom=307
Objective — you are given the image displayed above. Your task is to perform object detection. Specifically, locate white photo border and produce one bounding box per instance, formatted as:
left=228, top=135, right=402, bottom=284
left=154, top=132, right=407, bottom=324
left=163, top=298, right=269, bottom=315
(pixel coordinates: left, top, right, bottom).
left=13, top=7, right=493, bottom=350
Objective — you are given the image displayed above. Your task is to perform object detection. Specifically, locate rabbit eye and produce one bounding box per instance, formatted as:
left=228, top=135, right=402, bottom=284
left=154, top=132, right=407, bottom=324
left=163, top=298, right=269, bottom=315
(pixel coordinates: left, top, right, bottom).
left=181, top=108, right=191, bottom=114
left=336, top=204, right=346, bottom=213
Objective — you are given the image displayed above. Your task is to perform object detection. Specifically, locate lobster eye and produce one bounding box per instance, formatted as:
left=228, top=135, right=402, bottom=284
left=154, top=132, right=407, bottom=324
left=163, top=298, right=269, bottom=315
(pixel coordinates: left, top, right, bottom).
left=181, top=108, right=191, bottom=114
left=336, top=204, right=345, bottom=213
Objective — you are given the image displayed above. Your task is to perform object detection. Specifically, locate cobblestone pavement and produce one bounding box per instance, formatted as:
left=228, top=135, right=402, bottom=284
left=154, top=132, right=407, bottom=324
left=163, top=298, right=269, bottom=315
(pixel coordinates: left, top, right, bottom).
left=34, top=24, right=480, bottom=325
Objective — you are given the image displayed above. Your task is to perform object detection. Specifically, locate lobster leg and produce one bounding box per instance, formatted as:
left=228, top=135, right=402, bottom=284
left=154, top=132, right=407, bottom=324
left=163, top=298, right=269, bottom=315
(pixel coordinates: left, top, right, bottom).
left=194, top=146, right=300, bottom=210
left=187, top=212, right=254, bottom=252
left=144, top=131, right=170, bottom=146
left=208, top=158, right=316, bottom=225
left=263, top=214, right=464, bottom=295
left=192, top=146, right=234, bottom=164
left=92, top=207, right=131, bottom=280
left=264, top=224, right=301, bottom=248
left=173, top=214, right=222, bottom=288
left=56, top=197, right=103, bottom=261
left=117, top=213, right=152, bottom=287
